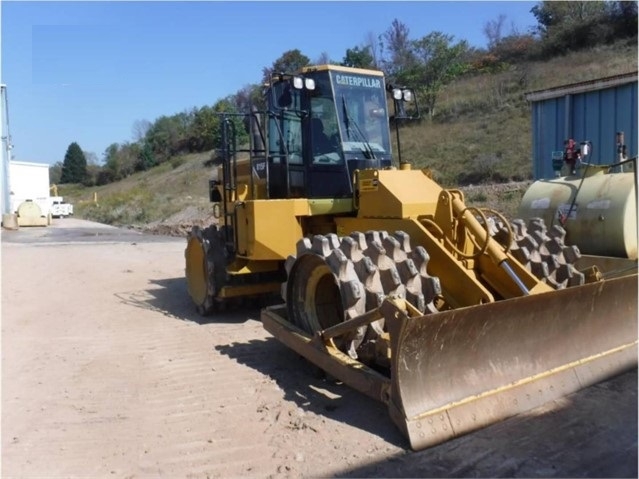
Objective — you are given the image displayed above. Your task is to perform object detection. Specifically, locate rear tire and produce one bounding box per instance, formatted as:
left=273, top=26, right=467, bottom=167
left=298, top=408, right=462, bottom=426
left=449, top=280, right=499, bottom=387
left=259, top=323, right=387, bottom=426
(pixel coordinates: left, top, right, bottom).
left=185, top=225, right=229, bottom=315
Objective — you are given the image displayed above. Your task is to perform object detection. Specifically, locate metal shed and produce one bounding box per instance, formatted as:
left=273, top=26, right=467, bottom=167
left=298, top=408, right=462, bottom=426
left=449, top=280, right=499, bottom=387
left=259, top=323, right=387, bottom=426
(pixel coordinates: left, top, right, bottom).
left=526, top=72, right=637, bottom=179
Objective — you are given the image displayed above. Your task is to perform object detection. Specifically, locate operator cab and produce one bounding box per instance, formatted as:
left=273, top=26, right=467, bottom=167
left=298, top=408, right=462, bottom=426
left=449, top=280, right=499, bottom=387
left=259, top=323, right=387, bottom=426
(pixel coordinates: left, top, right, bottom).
left=266, top=65, right=401, bottom=199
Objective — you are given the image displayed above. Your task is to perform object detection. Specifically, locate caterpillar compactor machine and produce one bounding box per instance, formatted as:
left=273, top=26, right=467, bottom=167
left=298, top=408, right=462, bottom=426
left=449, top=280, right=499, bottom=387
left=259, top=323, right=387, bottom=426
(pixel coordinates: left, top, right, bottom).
left=185, top=65, right=638, bottom=450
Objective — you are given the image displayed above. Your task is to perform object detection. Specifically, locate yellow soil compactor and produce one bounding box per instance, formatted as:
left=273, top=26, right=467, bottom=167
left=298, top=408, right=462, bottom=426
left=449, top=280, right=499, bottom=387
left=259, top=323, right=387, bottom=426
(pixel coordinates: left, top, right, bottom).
left=185, top=65, right=637, bottom=450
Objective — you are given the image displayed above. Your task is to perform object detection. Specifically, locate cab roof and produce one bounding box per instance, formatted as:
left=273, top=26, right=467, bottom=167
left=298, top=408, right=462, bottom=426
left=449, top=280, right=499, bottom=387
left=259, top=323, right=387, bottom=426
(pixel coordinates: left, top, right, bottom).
left=300, top=64, right=384, bottom=77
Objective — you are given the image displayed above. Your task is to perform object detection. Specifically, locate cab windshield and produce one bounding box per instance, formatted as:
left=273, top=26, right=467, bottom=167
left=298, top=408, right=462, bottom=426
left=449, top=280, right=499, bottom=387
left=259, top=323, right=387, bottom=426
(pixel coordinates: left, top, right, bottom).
left=331, top=71, right=391, bottom=156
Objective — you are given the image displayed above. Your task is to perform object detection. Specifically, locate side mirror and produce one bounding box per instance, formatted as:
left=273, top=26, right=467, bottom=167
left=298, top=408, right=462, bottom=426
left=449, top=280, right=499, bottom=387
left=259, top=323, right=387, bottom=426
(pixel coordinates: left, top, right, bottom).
left=277, top=83, right=292, bottom=108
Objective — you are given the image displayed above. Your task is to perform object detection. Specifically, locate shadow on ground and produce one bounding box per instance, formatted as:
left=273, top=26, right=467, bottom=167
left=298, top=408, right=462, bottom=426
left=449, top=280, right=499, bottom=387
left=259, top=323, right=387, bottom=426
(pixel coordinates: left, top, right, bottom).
left=335, top=370, right=638, bottom=478
left=114, top=276, right=278, bottom=325
left=215, top=336, right=407, bottom=449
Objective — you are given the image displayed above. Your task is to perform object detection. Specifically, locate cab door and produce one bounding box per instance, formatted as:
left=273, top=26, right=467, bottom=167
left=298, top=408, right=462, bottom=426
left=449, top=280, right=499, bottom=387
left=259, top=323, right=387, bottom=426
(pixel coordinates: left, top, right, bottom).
left=306, top=93, right=351, bottom=199
left=267, top=81, right=306, bottom=199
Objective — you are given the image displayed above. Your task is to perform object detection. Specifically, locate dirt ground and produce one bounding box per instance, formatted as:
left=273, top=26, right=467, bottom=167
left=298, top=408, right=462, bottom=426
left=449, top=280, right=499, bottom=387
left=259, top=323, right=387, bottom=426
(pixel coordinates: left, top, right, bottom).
left=2, top=218, right=637, bottom=478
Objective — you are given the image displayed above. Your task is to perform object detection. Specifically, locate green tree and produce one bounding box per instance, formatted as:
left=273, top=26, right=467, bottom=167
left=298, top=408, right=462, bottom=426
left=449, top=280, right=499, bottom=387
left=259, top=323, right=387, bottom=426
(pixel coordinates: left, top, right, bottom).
left=83, top=150, right=101, bottom=186
left=532, top=1, right=607, bottom=34
left=135, top=142, right=156, bottom=171
left=145, top=114, right=189, bottom=162
left=380, top=19, right=418, bottom=79
left=341, top=46, right=375, bottom=69
left=531, top=1, right=611, bottom=55
left=60, top=142, right=87, bottom=183
left=103, top=142, right=123, bottom=179
left=103, top=142, right=138, bottom=180
left=608, top=1, right=638, bottom=39
left=231, top=83, right=266, bottom=112
left=411, top=33, right=470, bottom=117
left=491, top=33, right=537, bottom=64
left=181, top=105, right=216, bottom=152
left=212, top=97, right=249, bottom=148
left=49, top=161, right=63, bottom=185
left=262, top=49, right=311, bottom=83
left=230, top=84, right=267, bottom=137
left=119, top=142, right=141, bottom=176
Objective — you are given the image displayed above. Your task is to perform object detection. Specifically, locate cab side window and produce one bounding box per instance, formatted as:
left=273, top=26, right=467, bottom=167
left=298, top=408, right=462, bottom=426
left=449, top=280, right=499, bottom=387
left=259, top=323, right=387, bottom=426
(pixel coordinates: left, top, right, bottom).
left=268, top=81, right=303, bottom=165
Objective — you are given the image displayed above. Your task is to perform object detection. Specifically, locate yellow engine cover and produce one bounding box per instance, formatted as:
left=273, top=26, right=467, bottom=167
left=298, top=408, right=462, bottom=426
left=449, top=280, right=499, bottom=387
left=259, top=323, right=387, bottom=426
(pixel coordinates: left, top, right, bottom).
left=355, top=169, right=442, bottom=219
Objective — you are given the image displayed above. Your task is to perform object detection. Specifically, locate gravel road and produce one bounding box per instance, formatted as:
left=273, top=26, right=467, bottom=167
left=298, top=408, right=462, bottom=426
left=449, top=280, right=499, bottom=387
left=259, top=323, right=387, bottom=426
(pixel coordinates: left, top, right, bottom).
left=2, top=218, right=636, bottom=478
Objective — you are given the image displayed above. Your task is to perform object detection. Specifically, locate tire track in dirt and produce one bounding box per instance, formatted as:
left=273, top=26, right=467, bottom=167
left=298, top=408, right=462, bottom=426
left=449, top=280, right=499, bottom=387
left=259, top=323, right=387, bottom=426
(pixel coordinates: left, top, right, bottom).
left=2, top=238, right=286, bottom=477
left=127, top=316, right=288, bottom=477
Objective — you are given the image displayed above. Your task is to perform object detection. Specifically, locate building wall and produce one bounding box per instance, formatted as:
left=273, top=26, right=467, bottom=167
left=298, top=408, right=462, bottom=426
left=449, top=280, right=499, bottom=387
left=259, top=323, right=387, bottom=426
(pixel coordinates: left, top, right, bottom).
left=9, top=160, right=51, bottom=214
left=528, top=74, right=638, bottom=179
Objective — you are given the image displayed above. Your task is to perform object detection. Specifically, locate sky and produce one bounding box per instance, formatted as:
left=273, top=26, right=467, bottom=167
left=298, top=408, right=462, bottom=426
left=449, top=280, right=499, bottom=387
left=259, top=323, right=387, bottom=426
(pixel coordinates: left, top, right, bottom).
left=1, top=0, right=539, bottom=165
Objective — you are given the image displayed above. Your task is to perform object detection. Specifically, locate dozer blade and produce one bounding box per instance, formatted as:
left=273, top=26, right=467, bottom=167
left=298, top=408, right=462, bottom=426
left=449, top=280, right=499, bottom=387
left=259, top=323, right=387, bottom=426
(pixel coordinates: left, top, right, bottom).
left=262, top=273, right=637, bottom=450
left=385, top=274, right=638, bottom=450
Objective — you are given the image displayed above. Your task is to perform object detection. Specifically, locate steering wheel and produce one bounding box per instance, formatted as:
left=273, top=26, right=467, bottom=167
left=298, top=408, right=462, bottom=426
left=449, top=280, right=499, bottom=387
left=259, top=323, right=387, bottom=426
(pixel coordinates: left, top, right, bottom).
left=329, top=133, right=340, bottom=150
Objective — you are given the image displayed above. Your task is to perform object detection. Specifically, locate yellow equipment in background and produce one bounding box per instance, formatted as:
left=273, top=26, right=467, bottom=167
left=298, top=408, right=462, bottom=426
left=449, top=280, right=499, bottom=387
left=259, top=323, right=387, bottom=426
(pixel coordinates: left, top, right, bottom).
left=185, top=65, right=637, bottom=450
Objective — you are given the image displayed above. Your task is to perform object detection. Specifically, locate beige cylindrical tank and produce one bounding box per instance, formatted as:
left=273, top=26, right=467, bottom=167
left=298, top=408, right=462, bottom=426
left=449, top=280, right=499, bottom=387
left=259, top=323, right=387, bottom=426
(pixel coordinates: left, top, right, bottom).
left=518, top=170, right=637, bottom=259
left=16, top=201, right=48, bottom=227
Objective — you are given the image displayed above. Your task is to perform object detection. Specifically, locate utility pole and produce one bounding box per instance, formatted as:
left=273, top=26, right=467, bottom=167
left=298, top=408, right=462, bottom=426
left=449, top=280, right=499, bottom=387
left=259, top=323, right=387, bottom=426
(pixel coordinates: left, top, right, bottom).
left=1, top=84, right=13, bottom=216
left=0, top=2, right=18, bottom=228
left=0, top=1, right=13, bottom=220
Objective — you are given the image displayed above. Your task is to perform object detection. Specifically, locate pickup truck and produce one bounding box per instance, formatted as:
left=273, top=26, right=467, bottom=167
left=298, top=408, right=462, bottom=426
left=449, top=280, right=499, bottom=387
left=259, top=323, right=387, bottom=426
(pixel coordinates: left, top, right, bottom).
left=50, top=197, right=74, bottom=218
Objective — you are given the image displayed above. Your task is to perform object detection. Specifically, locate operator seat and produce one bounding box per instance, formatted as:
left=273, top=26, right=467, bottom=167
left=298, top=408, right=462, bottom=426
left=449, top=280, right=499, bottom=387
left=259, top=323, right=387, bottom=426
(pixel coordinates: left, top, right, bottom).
left=311, top=118, right=332, bottom=155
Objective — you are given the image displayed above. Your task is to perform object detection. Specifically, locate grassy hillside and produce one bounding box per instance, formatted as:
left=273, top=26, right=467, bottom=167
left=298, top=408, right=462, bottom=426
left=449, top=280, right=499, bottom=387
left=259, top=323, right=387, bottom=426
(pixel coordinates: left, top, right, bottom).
left=399, top=40, right=638, bottom=185
left=64, top=152, right=215, bottom=227
left=62, top=41, right=637, bottom=229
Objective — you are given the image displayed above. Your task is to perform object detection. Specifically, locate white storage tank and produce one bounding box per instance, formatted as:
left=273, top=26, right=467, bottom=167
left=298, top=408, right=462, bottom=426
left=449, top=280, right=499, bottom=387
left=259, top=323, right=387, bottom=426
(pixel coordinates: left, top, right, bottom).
left=518, top=169, right=637, bottom=259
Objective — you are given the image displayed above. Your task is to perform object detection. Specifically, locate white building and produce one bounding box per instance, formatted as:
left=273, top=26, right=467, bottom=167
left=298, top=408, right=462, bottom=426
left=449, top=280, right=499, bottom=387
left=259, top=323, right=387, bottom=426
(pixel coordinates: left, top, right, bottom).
left=9, top=160, right=51, bottom=215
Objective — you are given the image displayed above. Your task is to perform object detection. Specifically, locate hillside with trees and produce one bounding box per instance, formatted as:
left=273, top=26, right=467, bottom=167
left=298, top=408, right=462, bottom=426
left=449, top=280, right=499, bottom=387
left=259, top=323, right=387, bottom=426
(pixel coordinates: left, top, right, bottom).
left=57, top=1, right=638, bottom=227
